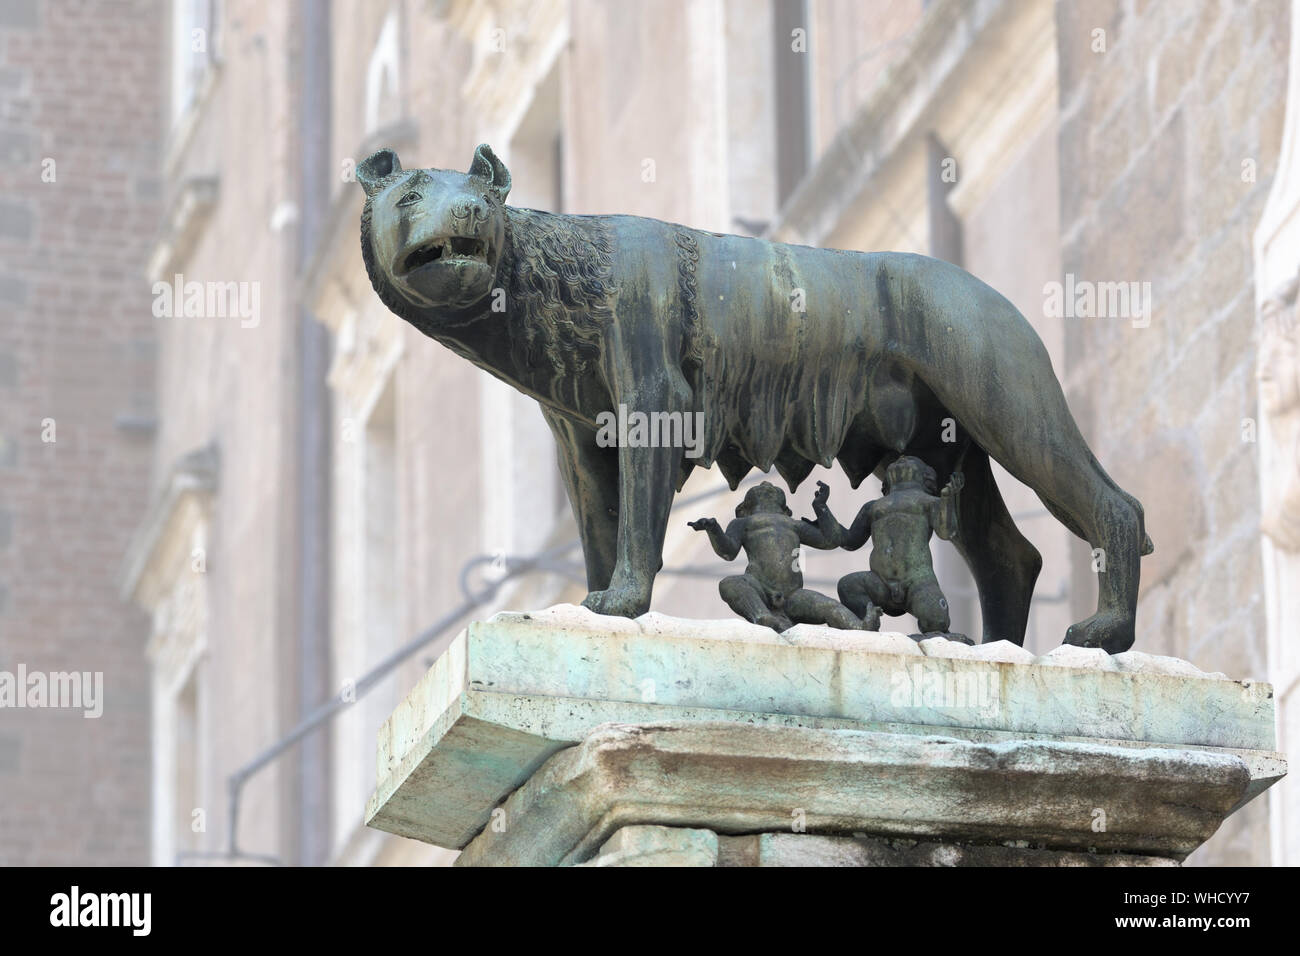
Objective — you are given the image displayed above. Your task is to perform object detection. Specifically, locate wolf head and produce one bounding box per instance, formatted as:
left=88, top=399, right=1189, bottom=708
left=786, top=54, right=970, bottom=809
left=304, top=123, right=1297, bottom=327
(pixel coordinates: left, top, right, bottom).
left=357, top=143, right=511, bottom=315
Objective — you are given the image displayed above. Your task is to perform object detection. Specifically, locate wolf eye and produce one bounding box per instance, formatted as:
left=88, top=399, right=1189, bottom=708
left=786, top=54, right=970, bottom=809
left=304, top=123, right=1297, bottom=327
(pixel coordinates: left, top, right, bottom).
left=397, top=190, right=421, bottom=207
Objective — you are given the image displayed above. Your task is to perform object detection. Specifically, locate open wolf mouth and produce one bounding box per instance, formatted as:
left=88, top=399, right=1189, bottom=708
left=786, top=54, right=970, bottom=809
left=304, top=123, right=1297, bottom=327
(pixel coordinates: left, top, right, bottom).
left=401, top=236, right=489, bottom=273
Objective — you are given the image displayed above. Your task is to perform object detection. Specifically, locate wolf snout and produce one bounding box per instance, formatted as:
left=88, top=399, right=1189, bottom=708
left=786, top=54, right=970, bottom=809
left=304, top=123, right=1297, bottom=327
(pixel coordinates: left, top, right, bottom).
left=451, top=196, right=490, bottom=223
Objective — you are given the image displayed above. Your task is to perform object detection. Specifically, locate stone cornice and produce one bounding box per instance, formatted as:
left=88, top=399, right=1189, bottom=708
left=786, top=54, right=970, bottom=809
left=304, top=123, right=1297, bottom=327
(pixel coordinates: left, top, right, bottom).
left=300, top=118, right=419, bottom=330
left=1255, top=0, right=1300, bottom=304
left=145, top=175, right=221, bottom=283
left=768, top=0, right=1054, bottom=251
left=367, top=604, right=1281, bottom=853
left=432, top=0, right=568, bottom=139
left=120, top=443, right=219, bottom=610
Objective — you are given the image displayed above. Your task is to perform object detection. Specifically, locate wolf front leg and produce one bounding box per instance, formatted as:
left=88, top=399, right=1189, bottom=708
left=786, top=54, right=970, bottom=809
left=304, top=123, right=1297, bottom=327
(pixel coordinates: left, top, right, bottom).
left=542, top=409, right=619, bottom=591
left=581, top=370, right=690, bottom=618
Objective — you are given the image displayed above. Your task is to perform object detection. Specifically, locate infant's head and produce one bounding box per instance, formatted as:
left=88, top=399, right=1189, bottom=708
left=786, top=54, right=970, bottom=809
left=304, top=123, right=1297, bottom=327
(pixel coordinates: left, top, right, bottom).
left=883, top=456, right=938, bottom=495
left=736, top=481, right=792, bottom=517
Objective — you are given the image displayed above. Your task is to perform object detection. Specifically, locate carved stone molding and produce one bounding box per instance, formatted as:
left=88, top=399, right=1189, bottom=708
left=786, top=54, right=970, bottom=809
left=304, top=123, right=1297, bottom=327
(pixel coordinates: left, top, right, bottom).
left=1255, top=0, right=1300, bottom=553
left=328, top=305, right=404, bottom=420
left=1259, top=277, right=1300, bottom=551
left=120, top=444, right=218, bottom=693
left=1251, top=0, right=1300, bottom=867
left=433, top=0, right=568, bottom=139
left=302, top=119, right=418, bottom=332
left=767, top=0, right=1051, bottom=252
left=145, top=175, right=220, bottom=283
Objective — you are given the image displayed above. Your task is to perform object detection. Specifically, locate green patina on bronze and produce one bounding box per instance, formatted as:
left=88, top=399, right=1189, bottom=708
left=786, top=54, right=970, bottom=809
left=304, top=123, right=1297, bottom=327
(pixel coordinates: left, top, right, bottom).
left=357, top=143, right=1154, bottom=652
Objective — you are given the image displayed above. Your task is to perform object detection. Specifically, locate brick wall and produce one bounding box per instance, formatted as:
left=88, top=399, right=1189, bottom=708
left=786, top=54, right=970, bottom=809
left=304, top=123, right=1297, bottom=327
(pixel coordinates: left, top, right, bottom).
left=1055, top=0, right=1289, bottom=864
left=0, top=0, right=161, bottom=864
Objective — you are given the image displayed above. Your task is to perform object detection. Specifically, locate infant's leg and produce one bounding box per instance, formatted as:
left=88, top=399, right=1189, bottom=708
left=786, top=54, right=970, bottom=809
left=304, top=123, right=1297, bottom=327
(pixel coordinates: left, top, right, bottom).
left=719, top=574, right=793, bottom=631
left=837, top=571, right=889, bottom=629
left=785, top=588, right=868, bottom=630
left=907, top=576, right=952, bottom=634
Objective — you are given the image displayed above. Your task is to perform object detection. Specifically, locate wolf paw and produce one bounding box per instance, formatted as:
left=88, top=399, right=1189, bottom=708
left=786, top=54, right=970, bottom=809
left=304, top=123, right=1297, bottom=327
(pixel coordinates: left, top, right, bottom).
left=1064, top=611, right=1135, bottom=654
left=582, top=585, right=651, bottom=619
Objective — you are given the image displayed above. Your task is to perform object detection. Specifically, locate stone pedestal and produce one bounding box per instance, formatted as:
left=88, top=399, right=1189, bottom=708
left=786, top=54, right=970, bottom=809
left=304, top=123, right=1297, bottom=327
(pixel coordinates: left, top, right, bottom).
left=365, top=606, right=1285, bottom=866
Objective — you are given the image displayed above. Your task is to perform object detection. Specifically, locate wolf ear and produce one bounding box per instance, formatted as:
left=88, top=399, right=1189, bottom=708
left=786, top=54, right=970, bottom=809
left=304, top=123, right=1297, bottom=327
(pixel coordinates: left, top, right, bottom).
left=356, top=148, right=401, bottom=196
left=468, top=143, right=511, bottom=202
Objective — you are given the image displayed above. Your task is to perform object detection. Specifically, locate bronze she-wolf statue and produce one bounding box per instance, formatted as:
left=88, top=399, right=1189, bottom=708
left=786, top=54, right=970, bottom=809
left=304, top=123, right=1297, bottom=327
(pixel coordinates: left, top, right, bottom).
left=356, top=143, right=1154, bottom=653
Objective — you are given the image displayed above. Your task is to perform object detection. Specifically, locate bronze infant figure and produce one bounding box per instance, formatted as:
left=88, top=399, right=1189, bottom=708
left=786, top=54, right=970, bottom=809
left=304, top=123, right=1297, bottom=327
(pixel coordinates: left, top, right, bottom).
left=815, top=456, right=968, bottom=641
left=689, top=481, right=865, bottom=633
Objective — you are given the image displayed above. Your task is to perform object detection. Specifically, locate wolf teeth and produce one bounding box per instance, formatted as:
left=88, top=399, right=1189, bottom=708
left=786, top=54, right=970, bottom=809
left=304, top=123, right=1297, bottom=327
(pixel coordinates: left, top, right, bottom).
left=403, top=238, right=487, bottom=273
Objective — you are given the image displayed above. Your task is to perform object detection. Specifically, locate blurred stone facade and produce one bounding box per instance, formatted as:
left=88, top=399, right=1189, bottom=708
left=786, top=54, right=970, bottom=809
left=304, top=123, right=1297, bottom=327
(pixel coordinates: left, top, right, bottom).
left=0, top=0, right=161, bottom=865
left=1055, top=0, right=1290, bottom=865
left=3, top=0, right=1295, bottom=867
